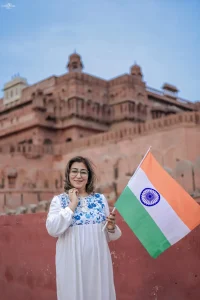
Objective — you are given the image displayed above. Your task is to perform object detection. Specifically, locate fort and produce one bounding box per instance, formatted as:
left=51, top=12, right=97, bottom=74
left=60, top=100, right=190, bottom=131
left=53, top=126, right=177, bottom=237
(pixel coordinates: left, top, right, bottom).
left=0, top=52, right=200, bottom=214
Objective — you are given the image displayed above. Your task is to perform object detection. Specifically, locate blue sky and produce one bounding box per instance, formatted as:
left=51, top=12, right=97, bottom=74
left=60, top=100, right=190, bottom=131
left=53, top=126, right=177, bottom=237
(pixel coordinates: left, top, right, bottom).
left=0, top=0, right=199, bottom=101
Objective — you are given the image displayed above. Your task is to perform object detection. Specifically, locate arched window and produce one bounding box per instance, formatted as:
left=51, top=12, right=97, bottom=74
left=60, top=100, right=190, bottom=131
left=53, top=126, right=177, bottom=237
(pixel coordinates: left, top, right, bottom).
left=137, top=103, right=142, bottom=113
left=66, top=138, right=72, bottom=143
left=72, top=62, right=78, bottom=69
left=10, top=145, right=15, bottom=153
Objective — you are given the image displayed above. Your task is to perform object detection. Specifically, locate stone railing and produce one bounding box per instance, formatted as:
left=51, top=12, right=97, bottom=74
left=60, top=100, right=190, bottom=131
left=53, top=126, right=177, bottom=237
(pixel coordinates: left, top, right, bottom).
left=0, top=144, right=53, bottom=156
left=146, top=86, right=195, bottom=109
left=0, top=200, right=51, bottom=216
left=0, top=189, right=58, bottom=215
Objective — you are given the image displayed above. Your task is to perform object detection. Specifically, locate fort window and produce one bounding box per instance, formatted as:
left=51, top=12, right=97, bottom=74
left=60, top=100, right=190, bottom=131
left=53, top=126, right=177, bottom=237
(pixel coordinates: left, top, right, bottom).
left=137, top=104, right=141, bottom=113
left=43, top=139, right=52, bottom=145
left=72, top=62, right=78, bottom=69
left=0, top=178, right=4, bottom=189
left=129, top=103, right=133, bottom=112
left=44, top=180, right=49, bottom=188
left=60, top=174, right=63, bottom=188
left=97, top=104, right=100, bottom=114
left=10, top=146, right=15, bottom=153
left=66, top=138, right=72, bottom=142
left=19, top=140, right=26, bottom=144
left=81, top=100, right=84, bottom=109
left=8, top=177, right=16, bottom=189
left=55, top=179, right=59, bottom=189
left=114, top=166, right=119, bottom=179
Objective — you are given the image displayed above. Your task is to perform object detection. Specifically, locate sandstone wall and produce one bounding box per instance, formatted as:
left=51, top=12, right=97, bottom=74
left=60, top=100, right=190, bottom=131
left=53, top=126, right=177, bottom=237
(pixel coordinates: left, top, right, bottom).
left=0, top=212, right=200, bottom=300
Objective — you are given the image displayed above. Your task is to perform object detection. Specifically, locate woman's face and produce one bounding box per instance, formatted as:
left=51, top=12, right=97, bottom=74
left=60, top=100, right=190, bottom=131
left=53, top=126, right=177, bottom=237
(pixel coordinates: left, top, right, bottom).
left=69, top=162, right=89, bottom=192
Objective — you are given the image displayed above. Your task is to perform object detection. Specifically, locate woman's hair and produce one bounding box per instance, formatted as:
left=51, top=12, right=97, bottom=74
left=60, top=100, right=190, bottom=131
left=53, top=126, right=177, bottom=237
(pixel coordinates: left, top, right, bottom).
left=64, top=156, right=96, bottom=194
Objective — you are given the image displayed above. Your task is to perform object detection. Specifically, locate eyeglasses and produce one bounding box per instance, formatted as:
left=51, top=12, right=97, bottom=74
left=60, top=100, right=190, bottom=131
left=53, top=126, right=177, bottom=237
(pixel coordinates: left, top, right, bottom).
left=70, top=169, right=88, bottom=177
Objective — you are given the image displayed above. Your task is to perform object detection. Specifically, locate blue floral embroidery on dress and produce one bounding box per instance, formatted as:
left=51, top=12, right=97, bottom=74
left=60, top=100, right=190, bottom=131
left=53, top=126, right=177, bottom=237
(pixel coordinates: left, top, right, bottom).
left=58, top=193, right=106, bottom=227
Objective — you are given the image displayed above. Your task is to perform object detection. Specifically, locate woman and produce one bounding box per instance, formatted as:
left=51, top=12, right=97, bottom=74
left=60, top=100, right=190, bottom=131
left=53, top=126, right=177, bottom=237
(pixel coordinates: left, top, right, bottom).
left=46, top=156, right=122, bottom=300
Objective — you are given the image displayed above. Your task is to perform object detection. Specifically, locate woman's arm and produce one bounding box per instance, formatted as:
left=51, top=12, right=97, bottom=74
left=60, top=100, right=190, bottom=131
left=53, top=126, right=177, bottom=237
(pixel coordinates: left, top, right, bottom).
left=46, top=196, right=74, bottom=238
left=102, top=194, right=122, bottom=242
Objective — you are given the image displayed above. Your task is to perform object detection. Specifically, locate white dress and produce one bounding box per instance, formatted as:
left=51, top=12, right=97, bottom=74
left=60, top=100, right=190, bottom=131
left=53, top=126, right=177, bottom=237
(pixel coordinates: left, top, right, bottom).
left=46, top=192, right=122, bottom=300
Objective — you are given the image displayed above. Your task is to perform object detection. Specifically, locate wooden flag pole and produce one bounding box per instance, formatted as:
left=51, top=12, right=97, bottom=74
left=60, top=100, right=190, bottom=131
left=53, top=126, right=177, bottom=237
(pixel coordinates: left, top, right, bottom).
left=102, top=146, right=152, bottom=232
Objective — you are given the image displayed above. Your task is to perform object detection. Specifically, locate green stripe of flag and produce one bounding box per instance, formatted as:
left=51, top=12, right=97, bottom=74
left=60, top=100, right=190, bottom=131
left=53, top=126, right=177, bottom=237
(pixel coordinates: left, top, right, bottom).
left=115, top=186, right=171, bottom=258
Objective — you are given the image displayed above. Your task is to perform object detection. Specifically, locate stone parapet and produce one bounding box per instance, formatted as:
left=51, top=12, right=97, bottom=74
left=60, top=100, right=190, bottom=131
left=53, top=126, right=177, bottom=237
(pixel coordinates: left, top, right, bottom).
left=0, top=111, right=199, bottom=157
left=55, top=111, right=200, bottom=155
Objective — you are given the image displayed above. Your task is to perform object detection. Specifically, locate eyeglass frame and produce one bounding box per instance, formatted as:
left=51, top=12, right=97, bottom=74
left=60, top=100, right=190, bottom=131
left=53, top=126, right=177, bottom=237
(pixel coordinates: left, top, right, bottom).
left=69, top=168, right=89, bottom=177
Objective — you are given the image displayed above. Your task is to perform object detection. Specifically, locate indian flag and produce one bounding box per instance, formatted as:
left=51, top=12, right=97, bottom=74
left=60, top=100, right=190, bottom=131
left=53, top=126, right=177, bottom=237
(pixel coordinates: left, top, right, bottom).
left=115, top=150, right=200, bottom=258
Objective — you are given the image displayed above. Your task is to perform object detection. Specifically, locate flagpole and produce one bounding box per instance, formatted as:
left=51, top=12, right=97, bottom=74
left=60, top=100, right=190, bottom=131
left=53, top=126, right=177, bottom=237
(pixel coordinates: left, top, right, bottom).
left=102, top=146, right=152, bottom=232
left=128, top=145, right=152, bottom=183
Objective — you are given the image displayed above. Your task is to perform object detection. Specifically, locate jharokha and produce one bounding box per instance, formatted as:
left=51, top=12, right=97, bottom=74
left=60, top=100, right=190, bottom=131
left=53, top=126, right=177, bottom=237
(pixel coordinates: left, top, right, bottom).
left=0, top=52, right=200, bottom=214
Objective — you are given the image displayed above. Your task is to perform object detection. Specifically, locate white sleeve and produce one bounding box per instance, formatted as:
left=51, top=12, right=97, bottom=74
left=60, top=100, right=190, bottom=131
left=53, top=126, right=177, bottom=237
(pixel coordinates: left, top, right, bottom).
left=102, top=194, right=122, bottom=242
left=46, top=196, right=74, bottom=238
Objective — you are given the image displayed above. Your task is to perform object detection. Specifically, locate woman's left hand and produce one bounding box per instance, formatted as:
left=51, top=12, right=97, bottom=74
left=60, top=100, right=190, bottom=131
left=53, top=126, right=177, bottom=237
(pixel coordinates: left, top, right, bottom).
left=106, top=213, right=116, bottom=233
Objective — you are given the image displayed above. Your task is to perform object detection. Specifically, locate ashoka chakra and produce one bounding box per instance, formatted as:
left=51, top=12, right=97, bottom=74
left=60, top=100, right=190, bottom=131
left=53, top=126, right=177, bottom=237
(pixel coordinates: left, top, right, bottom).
left=140, top=188, right=160, bottom=207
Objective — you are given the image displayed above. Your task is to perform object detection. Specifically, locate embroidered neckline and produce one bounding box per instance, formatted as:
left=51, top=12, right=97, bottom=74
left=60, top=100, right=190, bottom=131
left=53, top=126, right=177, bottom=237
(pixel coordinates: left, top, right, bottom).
left=58, top=193, right=106, bottom=227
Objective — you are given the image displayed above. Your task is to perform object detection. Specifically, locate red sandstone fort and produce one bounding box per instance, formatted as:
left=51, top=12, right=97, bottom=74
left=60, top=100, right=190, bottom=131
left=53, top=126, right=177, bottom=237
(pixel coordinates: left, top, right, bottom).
left=0, top=52, right=200, bottom=214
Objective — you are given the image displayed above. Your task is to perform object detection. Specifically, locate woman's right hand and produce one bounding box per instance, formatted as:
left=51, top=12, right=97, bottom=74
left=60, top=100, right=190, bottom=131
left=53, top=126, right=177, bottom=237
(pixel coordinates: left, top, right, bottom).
left=68, top=188, right=79, bottom=212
